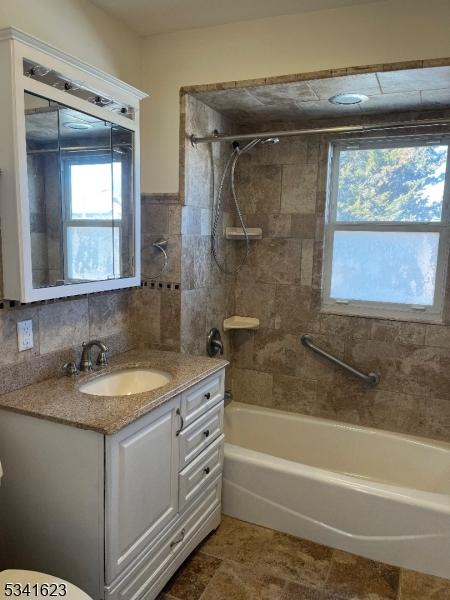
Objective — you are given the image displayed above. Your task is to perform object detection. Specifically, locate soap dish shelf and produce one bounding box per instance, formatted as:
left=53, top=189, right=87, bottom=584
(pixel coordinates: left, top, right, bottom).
left=225, top=227, right=262, bottom=240
left=223, top=316, right=260, bottom=331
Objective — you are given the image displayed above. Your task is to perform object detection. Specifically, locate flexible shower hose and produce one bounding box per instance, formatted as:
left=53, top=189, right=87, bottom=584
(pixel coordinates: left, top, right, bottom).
left=211, top=138, right=261, bottom=275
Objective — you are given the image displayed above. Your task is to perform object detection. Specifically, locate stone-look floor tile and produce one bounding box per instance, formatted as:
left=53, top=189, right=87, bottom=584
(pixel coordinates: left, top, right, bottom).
left=326, top=550, right=399, bottom=600
left=200, top=515, right=273, bottom=564
left=281, top=581, right=338, bottom=600
left=399, top=569, right=450, bottom=599
left=258, top=531, right=332, bottom=587
left=200, top=560, right=286, bottom=600
left=232, top=368, right=273, bottom=406
left=163, top=551, right=222, bottom=600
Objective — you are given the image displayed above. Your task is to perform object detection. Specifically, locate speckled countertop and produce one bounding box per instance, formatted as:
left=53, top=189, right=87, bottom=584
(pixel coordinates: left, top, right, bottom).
left=0, top=349, right=228, bottom=435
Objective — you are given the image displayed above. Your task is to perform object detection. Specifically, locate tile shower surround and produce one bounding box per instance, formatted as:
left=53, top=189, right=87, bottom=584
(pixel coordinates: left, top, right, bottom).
left=230, top=130, right=450, bottom=442
left=181, top=94, right=450, bottom=442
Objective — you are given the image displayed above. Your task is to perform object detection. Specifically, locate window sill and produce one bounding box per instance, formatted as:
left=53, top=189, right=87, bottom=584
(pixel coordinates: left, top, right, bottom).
left=320, top=306, right=445, bottom=325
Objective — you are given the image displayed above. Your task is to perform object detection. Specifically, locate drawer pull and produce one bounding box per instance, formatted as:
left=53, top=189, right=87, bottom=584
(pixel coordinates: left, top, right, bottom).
left=204, top=392, right=211, bottom=400
left=170, top=528, right=185, bottom=548
left=175, top=408, right=184, bottom=436
left=203, top=466, right=210, bottom=475
left=203, top=429, right=210, bottom=437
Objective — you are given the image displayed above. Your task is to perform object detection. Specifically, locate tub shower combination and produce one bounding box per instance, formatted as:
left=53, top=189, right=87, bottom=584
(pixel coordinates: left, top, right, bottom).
left=223, top=337, right=450, bottom=579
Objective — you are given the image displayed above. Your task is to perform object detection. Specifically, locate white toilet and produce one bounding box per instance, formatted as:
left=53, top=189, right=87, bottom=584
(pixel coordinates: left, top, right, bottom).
left=0, top=461, right=91, bottom=599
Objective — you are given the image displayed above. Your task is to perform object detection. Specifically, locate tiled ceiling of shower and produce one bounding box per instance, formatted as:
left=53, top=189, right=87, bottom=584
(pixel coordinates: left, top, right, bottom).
left=192, top=66, right=450, bottom=124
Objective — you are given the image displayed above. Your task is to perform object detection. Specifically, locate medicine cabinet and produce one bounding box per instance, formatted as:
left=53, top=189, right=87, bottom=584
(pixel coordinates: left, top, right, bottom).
left=0, top=27, right=147, bottom=302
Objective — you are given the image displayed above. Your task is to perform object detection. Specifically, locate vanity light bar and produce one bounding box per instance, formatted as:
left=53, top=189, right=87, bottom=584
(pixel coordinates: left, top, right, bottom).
left=23, top=58, right=135, bottom=119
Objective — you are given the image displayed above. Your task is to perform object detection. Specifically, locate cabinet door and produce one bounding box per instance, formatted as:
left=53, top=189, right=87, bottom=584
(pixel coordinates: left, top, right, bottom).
left=105, top=396, right=181, bottom=583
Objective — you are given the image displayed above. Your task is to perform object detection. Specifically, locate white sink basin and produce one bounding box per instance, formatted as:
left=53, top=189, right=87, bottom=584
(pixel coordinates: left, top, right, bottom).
left=79, top=368, right=172, bottom=397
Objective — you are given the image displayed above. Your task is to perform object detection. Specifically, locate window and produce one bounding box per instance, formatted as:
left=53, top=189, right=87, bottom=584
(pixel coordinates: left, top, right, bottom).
left=323, top=138, right=450, bottom=321
left=63, top=157, right=122, bottom=282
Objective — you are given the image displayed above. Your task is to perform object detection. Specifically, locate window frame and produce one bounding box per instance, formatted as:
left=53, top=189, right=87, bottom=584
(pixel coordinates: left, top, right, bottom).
left=322, top=136, right=450, bottom=323
left=61, top=153, right=122, bottom=283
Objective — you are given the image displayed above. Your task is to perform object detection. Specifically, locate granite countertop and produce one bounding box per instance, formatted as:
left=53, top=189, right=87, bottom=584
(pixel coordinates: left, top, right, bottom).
left=0, top=349, right=228, bottom=435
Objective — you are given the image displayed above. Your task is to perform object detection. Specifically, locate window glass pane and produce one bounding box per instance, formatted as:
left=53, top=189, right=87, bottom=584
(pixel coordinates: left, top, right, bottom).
left=67, top=226, right=120, bottom=281
left=70, top=162, right=122, bottom=219
left=330, top=231, right=439, bottom=305
left=336, top=145, right=448, bottom=222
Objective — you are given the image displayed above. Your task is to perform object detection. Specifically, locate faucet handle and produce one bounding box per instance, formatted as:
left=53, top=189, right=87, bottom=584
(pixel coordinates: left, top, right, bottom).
left=62, top=362, right=79, bottom=377
left=96, top=348, right=109, bottom=367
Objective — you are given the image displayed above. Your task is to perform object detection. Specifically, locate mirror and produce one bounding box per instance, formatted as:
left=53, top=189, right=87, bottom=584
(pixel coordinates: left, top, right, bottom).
left=24, top=91, right=134, bottom=289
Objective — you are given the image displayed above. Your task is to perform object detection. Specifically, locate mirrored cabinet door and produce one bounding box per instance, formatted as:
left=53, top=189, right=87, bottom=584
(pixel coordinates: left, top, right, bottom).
left=24, top=91, right=135, bottom=290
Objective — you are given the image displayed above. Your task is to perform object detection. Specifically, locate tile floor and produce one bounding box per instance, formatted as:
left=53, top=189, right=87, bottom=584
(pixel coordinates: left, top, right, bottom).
left=160, top=515, right=450, bottom=600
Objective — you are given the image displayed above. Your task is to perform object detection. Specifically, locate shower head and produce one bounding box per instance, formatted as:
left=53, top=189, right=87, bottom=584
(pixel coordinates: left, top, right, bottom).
left=261, top=137, right=280, bottom=144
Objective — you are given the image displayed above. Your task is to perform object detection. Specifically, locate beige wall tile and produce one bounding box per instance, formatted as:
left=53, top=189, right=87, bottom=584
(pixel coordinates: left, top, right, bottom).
left=236, top=164, right=282, bottom=214
left=38, top=298, right=89, bottom=355
left=232, top=368, right=273, bottom=405
left=281, top=163, right=318, bottom=214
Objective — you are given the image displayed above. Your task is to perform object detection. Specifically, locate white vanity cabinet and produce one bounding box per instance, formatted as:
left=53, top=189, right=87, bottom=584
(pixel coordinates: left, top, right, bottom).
left=0, top=368, right=225, bottom=600
left=105, top=398, right=181, bottom=582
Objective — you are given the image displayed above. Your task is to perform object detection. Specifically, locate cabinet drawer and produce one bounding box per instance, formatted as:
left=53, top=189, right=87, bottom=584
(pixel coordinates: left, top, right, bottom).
left=181, top=370, right=224, bottom=427
left=179, top=401, right=224, bottom=469
left=179, top=434, right=224, bottom=511
left=105, top=477, right=222, bottom=600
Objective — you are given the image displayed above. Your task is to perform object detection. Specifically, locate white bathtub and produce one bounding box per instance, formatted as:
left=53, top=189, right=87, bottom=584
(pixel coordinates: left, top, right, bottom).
left=223, top=402, right=450, bottom=579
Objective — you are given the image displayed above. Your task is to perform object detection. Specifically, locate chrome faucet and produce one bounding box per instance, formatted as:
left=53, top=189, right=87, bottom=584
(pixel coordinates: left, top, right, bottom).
left=79, top=340, right=109, bottom=372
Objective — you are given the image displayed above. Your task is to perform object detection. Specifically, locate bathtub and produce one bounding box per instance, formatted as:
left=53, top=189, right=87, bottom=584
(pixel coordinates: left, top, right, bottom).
left=223, top=402, right=450, bottom=579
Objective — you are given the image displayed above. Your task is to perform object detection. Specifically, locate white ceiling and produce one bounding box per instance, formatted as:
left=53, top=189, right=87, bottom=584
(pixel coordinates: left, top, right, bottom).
left=90, top=0, right=382, bottom=36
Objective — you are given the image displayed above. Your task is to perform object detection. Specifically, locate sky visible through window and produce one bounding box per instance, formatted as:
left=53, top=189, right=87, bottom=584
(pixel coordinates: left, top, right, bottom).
left=67, top=162, right=122, bottom=280
left=70, top=162, right=122, bottom=220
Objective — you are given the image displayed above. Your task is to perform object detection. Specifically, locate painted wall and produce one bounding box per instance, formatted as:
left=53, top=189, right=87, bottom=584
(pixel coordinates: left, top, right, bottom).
left=140, top=0, right=450, bottom=193
left=0, top=0, right=141, bottom=85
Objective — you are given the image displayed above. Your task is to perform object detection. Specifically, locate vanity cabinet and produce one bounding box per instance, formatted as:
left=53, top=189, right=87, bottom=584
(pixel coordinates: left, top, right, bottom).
left=0, top=27, right=147, bottom=302
left=0, top=368, right=225, bottom=600
left=106, top=398, right=180, bottom=582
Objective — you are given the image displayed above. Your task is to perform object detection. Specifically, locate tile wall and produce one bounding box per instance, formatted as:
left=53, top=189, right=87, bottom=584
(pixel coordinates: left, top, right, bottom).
left=231, top=129, right=450, bottom=441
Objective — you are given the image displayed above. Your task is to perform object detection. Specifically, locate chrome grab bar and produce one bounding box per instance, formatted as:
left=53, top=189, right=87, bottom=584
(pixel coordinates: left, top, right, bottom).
left=301, top=335, right=380, bottom=386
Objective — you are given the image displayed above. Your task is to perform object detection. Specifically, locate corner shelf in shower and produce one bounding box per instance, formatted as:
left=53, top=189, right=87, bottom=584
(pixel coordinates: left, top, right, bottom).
left=223, top=316, right=260, bottom=331
left=225, top=227, right=262, bottom=240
